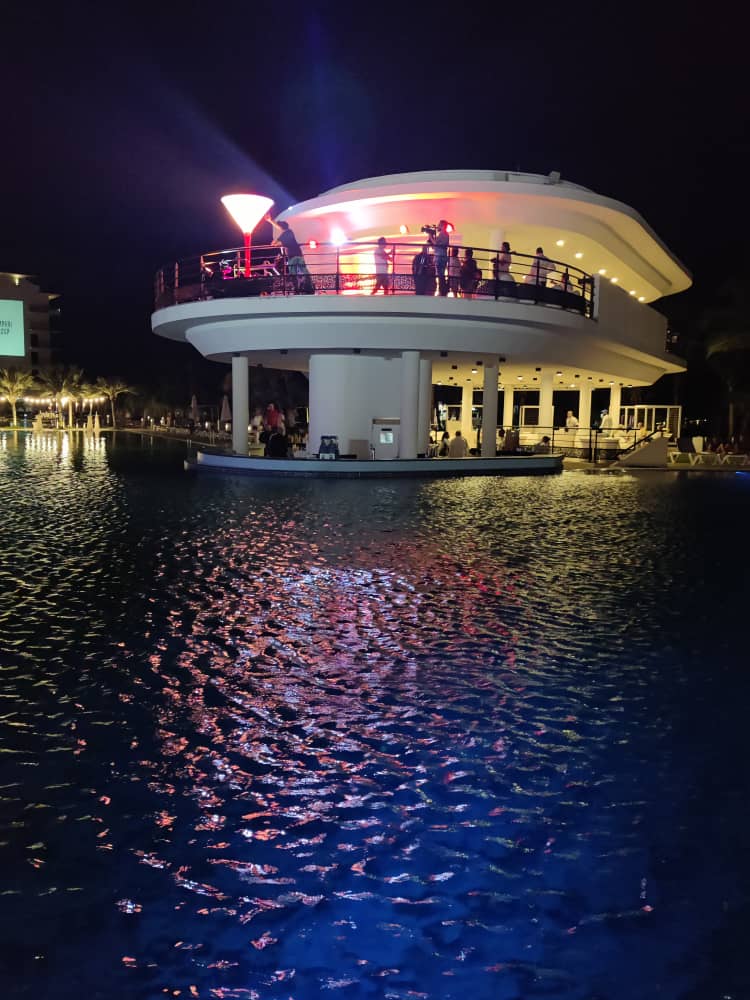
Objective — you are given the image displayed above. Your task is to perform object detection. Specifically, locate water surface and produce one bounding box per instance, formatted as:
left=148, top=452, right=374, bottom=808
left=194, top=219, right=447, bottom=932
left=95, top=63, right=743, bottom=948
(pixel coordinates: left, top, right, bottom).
left=1, top=432, right=748, bottom=999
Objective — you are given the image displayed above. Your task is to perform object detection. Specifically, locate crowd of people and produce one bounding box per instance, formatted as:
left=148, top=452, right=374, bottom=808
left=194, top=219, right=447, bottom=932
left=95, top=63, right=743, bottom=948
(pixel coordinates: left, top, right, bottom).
left=250, top=403, right=307, bottom=458
left=250, top=214, right=583, bottom=298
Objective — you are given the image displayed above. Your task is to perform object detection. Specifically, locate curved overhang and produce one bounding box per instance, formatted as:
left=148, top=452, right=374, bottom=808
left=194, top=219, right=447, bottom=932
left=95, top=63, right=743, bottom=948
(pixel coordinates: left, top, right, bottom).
left=152, top=294, right=684, bottom=389
left=277, top=170, right=691, bottom=304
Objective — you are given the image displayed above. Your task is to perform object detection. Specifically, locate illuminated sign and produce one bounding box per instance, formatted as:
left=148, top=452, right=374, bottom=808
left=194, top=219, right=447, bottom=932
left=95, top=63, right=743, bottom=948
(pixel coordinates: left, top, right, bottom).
left=0, top=300, right=25, bottom=358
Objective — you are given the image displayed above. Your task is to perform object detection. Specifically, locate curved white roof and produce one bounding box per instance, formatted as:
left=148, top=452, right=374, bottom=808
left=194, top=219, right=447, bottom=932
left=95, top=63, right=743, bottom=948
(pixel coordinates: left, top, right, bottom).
left=320, top=169, right=597, bottom=196
left=279, top=170, right=691, bottom=302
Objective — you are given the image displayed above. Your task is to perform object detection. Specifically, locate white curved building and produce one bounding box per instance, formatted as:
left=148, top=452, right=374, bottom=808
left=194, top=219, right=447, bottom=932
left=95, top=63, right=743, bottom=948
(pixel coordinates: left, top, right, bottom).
left=152, top=170, right=690, bottom=460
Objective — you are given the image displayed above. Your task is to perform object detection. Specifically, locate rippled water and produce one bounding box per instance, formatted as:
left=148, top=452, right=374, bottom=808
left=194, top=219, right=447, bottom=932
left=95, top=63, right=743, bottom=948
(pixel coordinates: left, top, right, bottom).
left=1, top=431, right=749, bottom=999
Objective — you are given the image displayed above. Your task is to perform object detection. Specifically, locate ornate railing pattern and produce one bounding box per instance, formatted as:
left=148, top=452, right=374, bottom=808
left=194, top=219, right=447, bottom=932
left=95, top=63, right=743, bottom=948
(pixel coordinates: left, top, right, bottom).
left=154, top=242, right=595, bottom=318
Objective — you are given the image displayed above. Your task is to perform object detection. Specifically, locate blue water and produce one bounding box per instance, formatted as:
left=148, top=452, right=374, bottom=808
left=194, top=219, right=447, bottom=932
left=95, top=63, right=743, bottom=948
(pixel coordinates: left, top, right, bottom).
left=1, top=432, right=748, bottom=999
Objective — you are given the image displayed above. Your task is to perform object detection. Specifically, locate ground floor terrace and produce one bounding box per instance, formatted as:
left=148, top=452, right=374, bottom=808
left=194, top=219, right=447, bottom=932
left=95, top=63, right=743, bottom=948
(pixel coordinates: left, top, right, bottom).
left=152, top=240, right=685, bottom=464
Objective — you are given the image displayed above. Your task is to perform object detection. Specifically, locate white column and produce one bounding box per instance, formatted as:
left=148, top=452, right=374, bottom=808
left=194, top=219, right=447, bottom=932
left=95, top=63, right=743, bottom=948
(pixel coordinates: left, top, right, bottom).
left=502, top=387, right=514, bottom=429
left=481, top=365, right=498, bottom=457
left=487, top=229, right=505, bottom=253
left=539, top=370, right=554, bottom=434
left=460, top=381, right=474, bottom=445
left=578, top=384, right=592, bottom=432
left=399, top=351, right=420, bottom=459
left=309, top=354, right=402, bottom=459
left=609, top=384, right=622, bottom=428
left=231, top=355, right=249, bottom=455
left=418, top=358, right=432, bottom=456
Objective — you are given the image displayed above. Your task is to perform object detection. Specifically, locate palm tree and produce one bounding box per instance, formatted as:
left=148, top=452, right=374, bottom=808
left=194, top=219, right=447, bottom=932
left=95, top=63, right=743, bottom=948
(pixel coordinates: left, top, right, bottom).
left=96, top=378, right=134, bottom=429
left=37, top=366, right=82, bottom=428
left=702, top=277, right=750, bottom=438
left=0, top=368, right=36, bottom=427
left=78, top=382, right=98, bottom=425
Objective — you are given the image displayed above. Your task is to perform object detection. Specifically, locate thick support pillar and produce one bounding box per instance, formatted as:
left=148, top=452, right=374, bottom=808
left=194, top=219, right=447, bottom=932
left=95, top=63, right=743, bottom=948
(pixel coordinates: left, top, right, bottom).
left=609, top=385, right=622, bottom=428
left=231, top=355, right=249, bottom=455
left=578, top=384, right=593, bottom=432
left=502, top=387, right=514, bottom=429
left=418, top=358, right=432, bottom=456
left=481, top=365, right=498, bottom=457
left=539, top=370, right=554, bottom=434
left=399, top=351, right=420, bottom=459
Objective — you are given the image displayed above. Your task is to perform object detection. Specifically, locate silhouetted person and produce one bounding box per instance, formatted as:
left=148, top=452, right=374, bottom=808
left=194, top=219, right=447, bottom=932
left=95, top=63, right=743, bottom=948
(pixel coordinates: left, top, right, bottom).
left=460, top=248, right=481, bottom=299
left=412, top=245, right=436, bottom=296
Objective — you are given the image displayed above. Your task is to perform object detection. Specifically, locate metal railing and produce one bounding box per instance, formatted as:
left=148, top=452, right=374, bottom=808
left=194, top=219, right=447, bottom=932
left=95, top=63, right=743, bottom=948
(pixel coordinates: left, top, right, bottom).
left=154, top=242, right=595, bottom=318
left=458, top=423, right=666, bottom=461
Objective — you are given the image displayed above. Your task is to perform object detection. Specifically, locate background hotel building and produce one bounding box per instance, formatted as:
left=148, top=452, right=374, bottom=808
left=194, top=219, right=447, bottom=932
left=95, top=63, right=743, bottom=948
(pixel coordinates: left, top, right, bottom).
left=152, top=170, right=691, bottom=458
left=0, top=272, right=58, bottom=375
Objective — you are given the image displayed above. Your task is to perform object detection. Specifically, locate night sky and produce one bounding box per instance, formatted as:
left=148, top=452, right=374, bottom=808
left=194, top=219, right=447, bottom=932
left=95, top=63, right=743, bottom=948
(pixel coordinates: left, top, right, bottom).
left=4, top=2, right=746, bottom=383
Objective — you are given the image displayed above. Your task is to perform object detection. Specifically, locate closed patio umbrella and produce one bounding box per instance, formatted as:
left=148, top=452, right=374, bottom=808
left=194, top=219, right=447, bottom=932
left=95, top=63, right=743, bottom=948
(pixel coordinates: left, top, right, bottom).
left=220, top=395, right=231, bottom=425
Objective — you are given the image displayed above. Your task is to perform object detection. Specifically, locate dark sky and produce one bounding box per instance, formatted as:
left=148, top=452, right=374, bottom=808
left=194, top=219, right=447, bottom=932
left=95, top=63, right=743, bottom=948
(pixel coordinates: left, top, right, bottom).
left=3, top=1, right=746, bottom=381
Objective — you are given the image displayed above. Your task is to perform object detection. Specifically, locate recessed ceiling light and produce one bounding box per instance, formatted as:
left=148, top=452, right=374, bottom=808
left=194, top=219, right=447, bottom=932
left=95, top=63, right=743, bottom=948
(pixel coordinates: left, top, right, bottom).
left=569, top=384, right=575, bottom=388
left=598, top=268, right=607, bottom=275
left=610, top=277, right=619, bottom=283
left=471, top=368, right=478, bottom=374
left=555, top=239, right=565, bottom=247
left=517, top=375, right=523, bottom=380
left=555, top=371, right=562, bottom=375
left=638, top=296, right=646, bottom=302
left=609, top=381, right=614, bottom=385
left=574, top=252, right=584, bottom=259
left=629, top=290, right=637, bottom=296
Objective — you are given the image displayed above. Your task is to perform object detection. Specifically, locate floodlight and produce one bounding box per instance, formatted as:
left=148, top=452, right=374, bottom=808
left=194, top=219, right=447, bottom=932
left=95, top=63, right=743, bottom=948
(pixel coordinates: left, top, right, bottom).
left=221, top=194, right=274, bottom=235
left=221, top=194, right=275, bottom=277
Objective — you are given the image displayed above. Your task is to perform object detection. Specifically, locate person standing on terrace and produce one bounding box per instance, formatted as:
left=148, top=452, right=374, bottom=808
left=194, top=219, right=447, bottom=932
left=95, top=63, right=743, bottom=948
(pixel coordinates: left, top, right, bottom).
left=266, top=215, right=307, bottom=292
left=460, top=248, right=481, bottom=299
left=412, top=244, right=436, bottom=296
left=448, top=246, right=461, bottom=297
left=525, top=246, right=555, bottom=286
left=429, top=220, right=451, bottom=296
left=372, top=237, right=393, bottom=294
left=492, top=242, right=515, bottom=288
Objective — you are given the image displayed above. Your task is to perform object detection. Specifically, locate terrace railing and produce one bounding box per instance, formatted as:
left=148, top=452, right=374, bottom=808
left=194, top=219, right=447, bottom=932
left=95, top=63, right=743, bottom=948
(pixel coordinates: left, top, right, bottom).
left=154, top=242, right=595, bottom=318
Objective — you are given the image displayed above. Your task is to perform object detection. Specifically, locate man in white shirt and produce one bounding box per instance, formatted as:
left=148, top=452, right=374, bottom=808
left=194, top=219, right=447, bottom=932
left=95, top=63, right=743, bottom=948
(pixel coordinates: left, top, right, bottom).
left=448, top=430, right=469, bottom=458
left=525, top=247, right=555, bottom=286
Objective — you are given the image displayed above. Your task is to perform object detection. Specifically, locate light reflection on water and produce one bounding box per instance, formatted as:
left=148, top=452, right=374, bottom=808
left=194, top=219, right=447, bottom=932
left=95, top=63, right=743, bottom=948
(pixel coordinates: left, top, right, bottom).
left=1, top=433, right=749, bottom=999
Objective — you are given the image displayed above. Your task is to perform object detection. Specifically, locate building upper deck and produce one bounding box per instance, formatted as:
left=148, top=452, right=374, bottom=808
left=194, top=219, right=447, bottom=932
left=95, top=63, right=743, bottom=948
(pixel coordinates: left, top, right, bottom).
left=276, top=170, right=692, bottom=304
left=154, top=240, right=595, bottom=317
